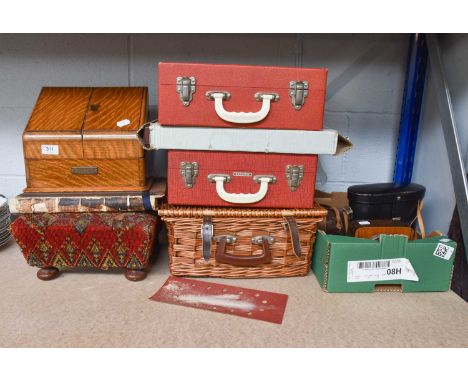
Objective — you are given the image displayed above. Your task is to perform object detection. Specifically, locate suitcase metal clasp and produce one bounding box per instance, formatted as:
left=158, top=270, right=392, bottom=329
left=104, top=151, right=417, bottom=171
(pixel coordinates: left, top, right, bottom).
left=286, top=165, right=304, bottom=191
left=289, top=81, right=308, bottom=110
left=180, top=161, right=199, bottom=188
left=176, top=76, right=196, bottom=106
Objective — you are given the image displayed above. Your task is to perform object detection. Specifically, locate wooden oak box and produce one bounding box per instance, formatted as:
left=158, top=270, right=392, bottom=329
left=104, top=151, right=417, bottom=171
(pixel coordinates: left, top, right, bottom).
left=23, top=87, right=148, bottom=193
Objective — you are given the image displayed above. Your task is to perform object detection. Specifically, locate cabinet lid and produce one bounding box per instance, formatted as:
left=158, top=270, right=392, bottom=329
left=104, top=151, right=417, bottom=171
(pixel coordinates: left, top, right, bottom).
left=83, top=87, right=147, bottom=133
left=25, top=88, right=92, bottom=133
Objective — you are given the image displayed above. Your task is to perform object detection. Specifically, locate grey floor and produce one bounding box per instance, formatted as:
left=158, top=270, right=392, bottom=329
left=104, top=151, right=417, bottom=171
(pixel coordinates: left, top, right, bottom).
left=1, top=234, right=467, bottom=348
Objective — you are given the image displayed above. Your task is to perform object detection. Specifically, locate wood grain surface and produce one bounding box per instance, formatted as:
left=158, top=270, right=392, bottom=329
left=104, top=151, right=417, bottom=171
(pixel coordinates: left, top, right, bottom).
left=83, top=137, right=143, bottom=159
left=22, top=86, right=148, bottom=191
left=83, top=87, right=147, bottom=132
left=25, top=87, right=91, bottom=132
left=25, top=158, right=147, bottom=192
left=23, top=138, right=83, bottom=159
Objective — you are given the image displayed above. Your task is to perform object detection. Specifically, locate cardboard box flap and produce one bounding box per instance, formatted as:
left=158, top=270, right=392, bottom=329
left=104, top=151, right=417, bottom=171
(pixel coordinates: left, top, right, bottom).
left=335, top=134, right=353, bottom=156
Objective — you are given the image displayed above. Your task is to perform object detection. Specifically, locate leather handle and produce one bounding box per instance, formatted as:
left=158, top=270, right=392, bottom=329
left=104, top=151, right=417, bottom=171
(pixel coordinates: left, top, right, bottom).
left=283, top=216, right=303, bottom=258
left=215, top=235, right=273, bottom=266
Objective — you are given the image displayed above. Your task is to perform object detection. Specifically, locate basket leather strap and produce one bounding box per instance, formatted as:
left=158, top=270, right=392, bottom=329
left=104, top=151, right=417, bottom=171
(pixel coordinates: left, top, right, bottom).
left=408, top=199, right=426, bottom=238
left=201, top=216, right=213, bottom=261
left=284, top=216, right=303, bottom=258
left=342, top=206, right=353, bottom=235
left=328, top=204, right=343, bottom=231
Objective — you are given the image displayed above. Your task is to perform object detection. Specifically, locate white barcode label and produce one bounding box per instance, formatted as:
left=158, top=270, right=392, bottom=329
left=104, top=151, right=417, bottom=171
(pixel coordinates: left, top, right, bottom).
left=41, top=144, right=59, bottom=155
left=347, top=258, right=419, bottom=283
left=357, top=260, right=391, bottom=269
left=433, top=243, right=455, bottom=261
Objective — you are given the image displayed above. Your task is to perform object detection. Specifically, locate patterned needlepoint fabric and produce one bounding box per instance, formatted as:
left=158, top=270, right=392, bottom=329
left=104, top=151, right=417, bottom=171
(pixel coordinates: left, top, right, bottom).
left=10, top=213, right=158, bottom=271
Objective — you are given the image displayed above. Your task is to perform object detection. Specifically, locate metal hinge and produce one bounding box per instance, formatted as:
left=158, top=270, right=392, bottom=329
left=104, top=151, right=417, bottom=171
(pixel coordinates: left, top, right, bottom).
left=289, top=81, right=308, bottom=110
left=251, top=236, right=274, bottom=245
left=180, top=162, right=198, bottom=188
left=213, top=235, right=237, bottom=244
left=176, top=76, right=196, bottom=106
left=285, top=165, right=304, bottom=191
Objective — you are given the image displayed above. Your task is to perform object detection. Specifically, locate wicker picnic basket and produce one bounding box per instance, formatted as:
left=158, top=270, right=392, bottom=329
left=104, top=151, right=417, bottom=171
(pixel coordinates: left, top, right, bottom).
left=159, top=205, right=327, bottom=278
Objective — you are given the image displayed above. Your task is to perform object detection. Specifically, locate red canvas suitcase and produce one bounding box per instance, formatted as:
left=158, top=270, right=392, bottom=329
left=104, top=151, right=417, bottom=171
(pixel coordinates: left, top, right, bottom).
left=158, top=62, right=327, bottom=130
left=168, top=150, right=317, bottom=208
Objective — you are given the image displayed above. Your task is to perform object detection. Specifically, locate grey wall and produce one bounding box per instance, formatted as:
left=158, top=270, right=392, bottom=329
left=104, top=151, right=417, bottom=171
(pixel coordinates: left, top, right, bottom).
left=0, top=33, right=409, bottom=200
left=1, top=33, right=465, bottom=235
left=5, top=34, right=440, bottom=218
left=413, top=34, right=468, bottom=233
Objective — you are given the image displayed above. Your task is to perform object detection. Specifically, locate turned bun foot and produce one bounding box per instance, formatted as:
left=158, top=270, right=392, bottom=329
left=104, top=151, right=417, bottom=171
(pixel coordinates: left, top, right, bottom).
left=37, top=267, right=60, bottom=281
left=125, top=269, right=147, bottom=282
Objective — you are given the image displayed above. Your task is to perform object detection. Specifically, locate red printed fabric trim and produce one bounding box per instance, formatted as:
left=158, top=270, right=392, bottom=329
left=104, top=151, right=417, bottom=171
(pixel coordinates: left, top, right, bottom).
left=10, top=213, right=157, bottom=270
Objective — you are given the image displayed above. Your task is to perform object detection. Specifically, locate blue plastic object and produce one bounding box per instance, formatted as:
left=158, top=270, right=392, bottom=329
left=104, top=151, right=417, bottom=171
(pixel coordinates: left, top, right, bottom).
left=393, top=34, right=428, bottom=185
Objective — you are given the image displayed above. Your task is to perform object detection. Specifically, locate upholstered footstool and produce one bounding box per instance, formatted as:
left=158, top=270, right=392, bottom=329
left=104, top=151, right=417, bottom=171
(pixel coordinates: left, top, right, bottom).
left=10, top=212, right=159, bottom=281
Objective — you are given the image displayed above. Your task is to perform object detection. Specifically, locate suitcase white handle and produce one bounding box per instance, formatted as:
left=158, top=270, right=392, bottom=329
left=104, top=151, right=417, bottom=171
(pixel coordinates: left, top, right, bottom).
left=206, top=92, right=279, bottom=124
left=208, top=174, right=276, bottom=204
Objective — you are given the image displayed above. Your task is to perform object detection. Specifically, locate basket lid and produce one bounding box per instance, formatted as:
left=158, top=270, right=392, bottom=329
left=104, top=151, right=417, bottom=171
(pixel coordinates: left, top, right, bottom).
left=158, top=204, right=327, bottom=218
left=347, top=183, right=426, bottom=204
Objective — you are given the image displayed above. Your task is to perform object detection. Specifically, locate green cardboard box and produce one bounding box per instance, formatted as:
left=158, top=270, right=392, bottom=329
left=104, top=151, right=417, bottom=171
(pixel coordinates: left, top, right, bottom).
left=312, top=231, right=456, bottom=293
